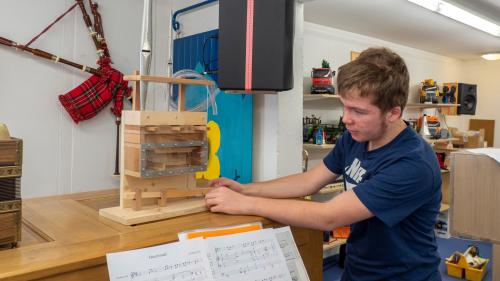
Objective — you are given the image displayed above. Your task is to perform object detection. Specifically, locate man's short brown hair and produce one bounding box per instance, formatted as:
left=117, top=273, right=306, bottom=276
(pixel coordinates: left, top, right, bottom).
left=337, top=47, right=409, bottom=113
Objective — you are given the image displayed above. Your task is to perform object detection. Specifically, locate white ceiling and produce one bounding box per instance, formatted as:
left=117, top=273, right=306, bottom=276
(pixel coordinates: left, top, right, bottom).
left=304, top=0, right=500, bottom=60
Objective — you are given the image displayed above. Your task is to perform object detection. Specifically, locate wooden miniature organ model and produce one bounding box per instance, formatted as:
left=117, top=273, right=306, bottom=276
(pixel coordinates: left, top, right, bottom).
left=0, top=124, right=22, bottom=248
left=99, top=74, right=215, bottom=225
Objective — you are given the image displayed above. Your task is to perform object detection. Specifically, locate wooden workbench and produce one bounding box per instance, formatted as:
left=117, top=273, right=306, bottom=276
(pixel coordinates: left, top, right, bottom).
left=0, top=189, right=323, bottom=281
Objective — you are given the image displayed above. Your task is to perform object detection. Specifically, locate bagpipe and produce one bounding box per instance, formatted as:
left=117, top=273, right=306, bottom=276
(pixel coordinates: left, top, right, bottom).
left=0, top=0, right=131, bottom=175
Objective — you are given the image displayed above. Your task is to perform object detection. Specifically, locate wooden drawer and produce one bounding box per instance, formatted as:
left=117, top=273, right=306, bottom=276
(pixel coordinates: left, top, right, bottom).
left=0, top=211, right=18, bottom=228
left=0, top=210, right=21, bottom=246
left=0, top=138, right=22, bottom=166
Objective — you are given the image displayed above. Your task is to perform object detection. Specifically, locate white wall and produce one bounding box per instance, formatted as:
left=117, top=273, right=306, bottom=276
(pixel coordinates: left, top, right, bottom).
left=1, top=0, right=144, bottom=198
left=446, top=59, right=500, bottom=147
left=0, top=0, right=303, bottom=197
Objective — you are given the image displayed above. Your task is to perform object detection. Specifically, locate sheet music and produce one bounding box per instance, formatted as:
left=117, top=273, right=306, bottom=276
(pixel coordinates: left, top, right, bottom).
left=106, top=238, right=214, bottom=281
left=274, top=227, right=310, bottom=281
left=205, top=229, right=293, bottom=281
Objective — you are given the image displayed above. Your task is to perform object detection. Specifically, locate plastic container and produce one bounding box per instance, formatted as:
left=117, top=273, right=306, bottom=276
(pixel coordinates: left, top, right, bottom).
left=445, top=252, right=489, bottom=281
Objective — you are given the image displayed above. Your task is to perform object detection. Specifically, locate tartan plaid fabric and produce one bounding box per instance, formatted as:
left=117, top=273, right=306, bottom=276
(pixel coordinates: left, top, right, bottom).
left=58, top=58, right=131, bottom=123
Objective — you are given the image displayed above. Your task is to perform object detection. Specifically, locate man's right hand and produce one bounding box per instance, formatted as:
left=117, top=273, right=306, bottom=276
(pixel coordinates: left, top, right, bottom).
left=207, top=177, right=245, bottom=193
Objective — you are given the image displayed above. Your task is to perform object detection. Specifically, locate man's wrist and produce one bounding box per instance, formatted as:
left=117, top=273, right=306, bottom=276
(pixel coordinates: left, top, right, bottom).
left=242, top=183, right=260, bottom=196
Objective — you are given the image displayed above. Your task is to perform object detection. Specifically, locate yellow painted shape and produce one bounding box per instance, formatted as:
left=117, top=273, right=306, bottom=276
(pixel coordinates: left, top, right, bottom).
left=196, top=120, right=220, bottom=180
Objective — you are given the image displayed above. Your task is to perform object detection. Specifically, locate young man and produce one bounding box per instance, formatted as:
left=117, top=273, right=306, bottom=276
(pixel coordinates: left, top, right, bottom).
left=205, top=47, right=442, bottom=280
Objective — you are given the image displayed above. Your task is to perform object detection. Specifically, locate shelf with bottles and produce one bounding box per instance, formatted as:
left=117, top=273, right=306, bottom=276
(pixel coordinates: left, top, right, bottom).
left=303, top=115, right=345, bottom=149
left=406, top=103, right=460, bottom=109
left=303, top=143, right=335, bottom=150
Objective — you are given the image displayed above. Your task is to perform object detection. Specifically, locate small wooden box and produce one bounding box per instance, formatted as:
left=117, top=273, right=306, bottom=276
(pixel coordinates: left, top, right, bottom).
left=0, top=138, right=23, bottom=166
left=0, top=199, right=21, bottom=247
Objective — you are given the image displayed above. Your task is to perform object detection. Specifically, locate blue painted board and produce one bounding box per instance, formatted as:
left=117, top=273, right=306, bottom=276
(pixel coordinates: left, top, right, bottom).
left=173, top=29, right=253, bottom=183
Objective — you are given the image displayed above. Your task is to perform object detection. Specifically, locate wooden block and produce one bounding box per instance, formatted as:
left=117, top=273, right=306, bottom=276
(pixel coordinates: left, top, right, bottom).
left=133, top=188, right=142, bottom=211
left=122, top=111, right=207, bottom=126
left=132, top=70, right=141, bottom=111
left=0, top=200, right=21, bottom=247
left=99, top=198, right=207, bottom=225
left=450, top=152, right=500, bottom=243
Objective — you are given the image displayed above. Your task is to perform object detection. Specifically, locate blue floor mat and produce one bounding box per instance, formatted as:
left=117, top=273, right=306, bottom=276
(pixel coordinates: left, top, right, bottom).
left=323, top=237, right=493, bottom=281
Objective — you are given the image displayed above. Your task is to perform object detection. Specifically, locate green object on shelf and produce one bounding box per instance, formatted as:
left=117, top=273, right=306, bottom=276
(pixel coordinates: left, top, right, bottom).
left=321, top=59, right=330, bottom=69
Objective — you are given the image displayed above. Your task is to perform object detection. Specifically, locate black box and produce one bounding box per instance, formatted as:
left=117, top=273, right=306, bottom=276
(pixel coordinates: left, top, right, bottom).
left=218, top=0, right=295, bottom=92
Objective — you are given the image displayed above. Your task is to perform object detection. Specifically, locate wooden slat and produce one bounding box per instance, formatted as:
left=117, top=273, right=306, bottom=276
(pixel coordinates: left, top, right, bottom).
left=122, top=111, right=207, bottom=126
left=123, top=75, right=214, bottom=86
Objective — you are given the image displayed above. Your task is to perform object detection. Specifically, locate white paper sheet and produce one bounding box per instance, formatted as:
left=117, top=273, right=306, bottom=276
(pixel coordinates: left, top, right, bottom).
left=465, top=148, right=500, bottom=164
left=106, top=238, right=213, bottom=281
left=205, top=228, right=293, bottom=281
left=274, top=227, right=310, bottom=281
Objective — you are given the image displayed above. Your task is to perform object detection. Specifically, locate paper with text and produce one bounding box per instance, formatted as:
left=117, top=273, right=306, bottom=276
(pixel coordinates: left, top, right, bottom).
left=106, top=238, right=214, bottom=281
left=206, top=228, right=293, bottom=281
left=274, top=227, right=310, bottom=281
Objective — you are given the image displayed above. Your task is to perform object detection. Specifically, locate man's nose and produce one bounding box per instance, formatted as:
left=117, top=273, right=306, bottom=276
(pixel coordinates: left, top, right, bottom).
left=342, top=110, right=352, bottom=125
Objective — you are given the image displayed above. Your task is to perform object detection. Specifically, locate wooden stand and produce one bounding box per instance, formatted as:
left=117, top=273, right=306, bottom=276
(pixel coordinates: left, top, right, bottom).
left=100, top=73, right=215, bottom=225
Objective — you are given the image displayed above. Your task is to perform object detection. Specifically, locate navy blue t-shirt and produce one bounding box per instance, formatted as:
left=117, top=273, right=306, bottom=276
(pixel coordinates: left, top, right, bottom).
left=323, top=126, right=442, bottom=281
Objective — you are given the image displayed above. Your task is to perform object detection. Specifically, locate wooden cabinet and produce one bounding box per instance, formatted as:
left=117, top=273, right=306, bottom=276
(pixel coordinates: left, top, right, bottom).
left=0, top=138, right=22, bottom=248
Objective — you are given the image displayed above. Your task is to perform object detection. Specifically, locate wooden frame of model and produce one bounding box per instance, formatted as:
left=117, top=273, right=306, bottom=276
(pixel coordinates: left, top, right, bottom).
left=99, top=72, right=214, bottom=225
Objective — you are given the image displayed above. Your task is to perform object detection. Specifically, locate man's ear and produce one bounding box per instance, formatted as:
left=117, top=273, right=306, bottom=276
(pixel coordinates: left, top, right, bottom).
left=386, top=106, right=402, bottom=122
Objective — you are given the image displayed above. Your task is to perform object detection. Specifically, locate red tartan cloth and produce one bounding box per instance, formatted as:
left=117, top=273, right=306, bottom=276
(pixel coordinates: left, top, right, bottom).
left=58, top=58, right=131, bottom=123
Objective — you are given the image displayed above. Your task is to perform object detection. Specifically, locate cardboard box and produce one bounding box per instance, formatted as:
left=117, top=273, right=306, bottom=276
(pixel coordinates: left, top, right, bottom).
left=450, top=151, right=500, bottom=243
left=450, top=128, right=485, bottom=148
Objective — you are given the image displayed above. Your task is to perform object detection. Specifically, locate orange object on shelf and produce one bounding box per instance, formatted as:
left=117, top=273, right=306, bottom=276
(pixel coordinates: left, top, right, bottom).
left=332, top=226, right=350, bottom=239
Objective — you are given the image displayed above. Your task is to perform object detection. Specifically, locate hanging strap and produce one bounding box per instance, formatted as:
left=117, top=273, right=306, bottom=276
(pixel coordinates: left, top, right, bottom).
left=25, top=3, right=79, bottom=47
left=244, top=0, right=255, bottom=91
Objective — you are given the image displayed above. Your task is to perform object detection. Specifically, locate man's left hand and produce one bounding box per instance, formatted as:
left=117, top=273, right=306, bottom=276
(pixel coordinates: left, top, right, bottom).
left=205, top=186, right=255, bottom=215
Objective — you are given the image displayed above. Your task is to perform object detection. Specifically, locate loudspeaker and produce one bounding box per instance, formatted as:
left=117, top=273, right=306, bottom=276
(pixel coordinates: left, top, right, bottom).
left=218, top=0, right=295, bottom=92
left=457, top=83, right=477, bottom=115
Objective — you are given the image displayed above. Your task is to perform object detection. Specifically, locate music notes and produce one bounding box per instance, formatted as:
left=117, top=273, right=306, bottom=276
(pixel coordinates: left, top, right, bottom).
left=206, top=229, right=292, bottom=281
left=107, top=226, right=308, bottom=281
left=107, top=238, right=213, bottom=281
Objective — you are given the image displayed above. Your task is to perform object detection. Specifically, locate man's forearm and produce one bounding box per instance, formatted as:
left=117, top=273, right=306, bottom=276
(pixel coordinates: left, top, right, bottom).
left=241, top=173, right=320, bottom=199
left=247, top=196, right=337, bottom=231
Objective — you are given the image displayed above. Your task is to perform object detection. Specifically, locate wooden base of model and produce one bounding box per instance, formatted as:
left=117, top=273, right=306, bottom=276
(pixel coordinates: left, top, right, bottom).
left=100, top=74, right=215, bottom=225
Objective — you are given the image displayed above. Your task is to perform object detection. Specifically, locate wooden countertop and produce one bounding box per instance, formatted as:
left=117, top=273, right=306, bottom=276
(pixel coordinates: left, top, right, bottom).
left=0, top=189, right=322, bottom=281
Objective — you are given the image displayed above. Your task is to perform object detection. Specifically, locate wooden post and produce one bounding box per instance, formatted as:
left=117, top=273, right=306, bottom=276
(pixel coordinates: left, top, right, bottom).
left=178, top=84, right=185, bottom=112
left=133, top=188, right=142, bottom=211
left=132, top=70, right=141, bottom=111
left=158, top=190, right=167, bottom=207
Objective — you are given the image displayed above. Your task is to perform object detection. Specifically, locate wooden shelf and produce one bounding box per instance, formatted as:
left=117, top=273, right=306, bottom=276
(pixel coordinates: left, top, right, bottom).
left=406, top=103, right=460, bottom=109
left=425, top=138, right=459, bottom=144
left=303, top=143, right=335, bottom=150
left=304, top=94, right=341, bottom=102
left=323, top=238, right=347, bottom=251
left=440, top=203, right=450, bottom=213
left=434, top=147, right=459, bottom=153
